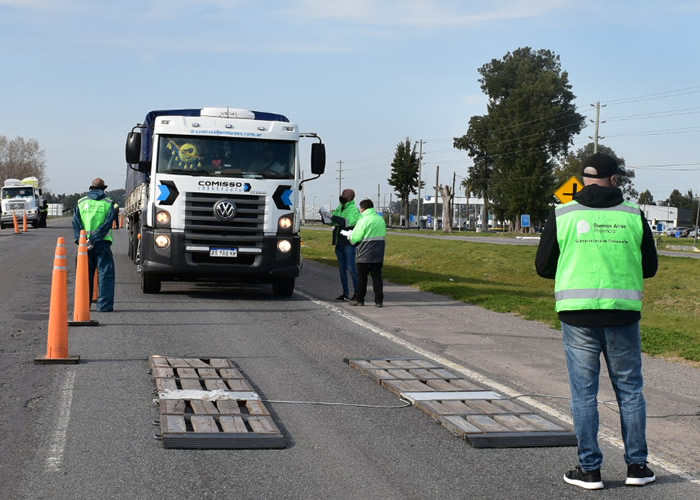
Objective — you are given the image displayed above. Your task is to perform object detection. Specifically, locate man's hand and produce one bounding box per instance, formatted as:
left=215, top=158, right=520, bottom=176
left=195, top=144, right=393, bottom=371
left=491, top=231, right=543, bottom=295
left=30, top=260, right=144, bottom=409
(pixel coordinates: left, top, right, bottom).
left=340, top=229, right=353, bottom=239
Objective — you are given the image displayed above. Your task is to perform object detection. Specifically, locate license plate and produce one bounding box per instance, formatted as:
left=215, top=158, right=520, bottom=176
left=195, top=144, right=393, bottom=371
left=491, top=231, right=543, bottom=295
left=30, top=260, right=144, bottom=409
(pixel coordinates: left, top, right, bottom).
left=210, top=248, right=238, bottom=257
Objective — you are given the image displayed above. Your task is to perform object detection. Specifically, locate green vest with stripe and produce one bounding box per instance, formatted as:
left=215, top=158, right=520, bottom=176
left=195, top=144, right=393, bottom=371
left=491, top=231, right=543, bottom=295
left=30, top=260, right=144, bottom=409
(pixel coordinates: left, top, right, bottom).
left=77, top=196, right=114, bottom=242
left=349, top=207, right=387, bottom=262
left=554, top=201, right=643, bottom=312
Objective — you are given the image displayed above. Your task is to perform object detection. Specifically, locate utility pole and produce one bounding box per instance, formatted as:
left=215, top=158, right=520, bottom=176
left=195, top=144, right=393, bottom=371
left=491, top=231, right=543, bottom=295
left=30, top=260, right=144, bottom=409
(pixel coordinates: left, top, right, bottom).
left=589, top=101, right=606, bottom=153
left=377, top=184, right=381, bottom=212
left=337, top=160, right=343, bottom=199
left=452, top=171, right=456, bottom=231
left=434, top=165, right=439, bottom=232
left=415, top=140, right=425, bottom=229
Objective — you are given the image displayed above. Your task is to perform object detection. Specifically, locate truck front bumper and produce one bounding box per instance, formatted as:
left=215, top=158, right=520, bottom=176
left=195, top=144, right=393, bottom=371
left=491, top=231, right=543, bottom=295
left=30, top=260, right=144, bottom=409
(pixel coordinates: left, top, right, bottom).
left=140, top=228, right=301, bottom=283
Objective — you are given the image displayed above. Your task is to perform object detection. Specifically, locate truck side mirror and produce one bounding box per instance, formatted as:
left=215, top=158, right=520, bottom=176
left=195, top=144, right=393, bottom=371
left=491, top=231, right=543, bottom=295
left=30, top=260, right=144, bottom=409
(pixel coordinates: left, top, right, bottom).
left=125, top=132, right=142, bottom=166
left=310, top=143, right=326, bottom=175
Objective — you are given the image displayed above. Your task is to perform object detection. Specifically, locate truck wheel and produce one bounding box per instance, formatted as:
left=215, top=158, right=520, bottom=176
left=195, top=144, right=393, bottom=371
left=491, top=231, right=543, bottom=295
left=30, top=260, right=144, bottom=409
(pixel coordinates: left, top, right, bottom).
left=272, top=277, right=295, bottom=297
left=141, top=272, right=161, bottom=294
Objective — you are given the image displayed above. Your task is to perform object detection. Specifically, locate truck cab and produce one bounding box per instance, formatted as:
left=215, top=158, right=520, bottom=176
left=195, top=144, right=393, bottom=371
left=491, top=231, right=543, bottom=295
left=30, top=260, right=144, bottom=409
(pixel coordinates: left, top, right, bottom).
left=1, top=177, right=43, bottom=228
left=125, top=107, right=325, bottom=295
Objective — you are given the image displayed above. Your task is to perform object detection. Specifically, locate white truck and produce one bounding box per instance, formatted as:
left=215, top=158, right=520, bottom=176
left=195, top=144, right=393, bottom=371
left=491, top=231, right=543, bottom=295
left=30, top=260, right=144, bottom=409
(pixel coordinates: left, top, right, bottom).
left=125, top=107, right=326, bottom=295
left=1, top=177, right=44, bottom=228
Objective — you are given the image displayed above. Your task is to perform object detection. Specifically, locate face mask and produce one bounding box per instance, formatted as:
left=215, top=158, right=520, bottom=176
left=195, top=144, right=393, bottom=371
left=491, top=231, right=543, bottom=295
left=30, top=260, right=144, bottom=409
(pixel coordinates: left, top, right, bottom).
left=339, top=196, right=347, bottom=204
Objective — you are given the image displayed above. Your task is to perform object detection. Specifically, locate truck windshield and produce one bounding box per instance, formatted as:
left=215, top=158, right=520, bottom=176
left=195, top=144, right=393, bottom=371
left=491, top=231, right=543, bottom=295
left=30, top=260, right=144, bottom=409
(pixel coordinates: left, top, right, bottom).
left=2, top=187, right=34, bottom=199
left=156, top=135, right=295, bottom=179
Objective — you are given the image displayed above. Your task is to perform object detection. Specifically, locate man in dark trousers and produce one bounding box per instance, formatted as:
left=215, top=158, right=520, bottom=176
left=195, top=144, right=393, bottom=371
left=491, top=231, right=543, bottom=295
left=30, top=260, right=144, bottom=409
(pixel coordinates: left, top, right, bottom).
left=535, top=153, right=658, bottom=490
left=72, top=178, right=117, bottom=312
left=323, top=188, right=360, bottom=301
left=344, top=199, right=386, bottom=307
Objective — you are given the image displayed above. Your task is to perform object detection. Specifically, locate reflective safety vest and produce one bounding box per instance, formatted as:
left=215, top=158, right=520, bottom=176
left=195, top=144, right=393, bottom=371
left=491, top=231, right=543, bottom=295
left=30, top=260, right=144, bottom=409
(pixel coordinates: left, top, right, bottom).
left=554, top=201, right=643, bottom=312
left=77, top=196, right=114, bottom=242
left=350, top=207, right=387, bottom=263
left=331, top=200, right=360, bottom=246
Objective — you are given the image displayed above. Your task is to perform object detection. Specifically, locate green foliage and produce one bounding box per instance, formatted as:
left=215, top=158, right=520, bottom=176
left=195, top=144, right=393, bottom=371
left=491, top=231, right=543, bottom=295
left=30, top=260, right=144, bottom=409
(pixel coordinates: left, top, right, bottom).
left=388, top=137, right=419, bottom=224
left=665, top=188, right=697, bottom=214
left=638, top=189, right=654, bottom=205
left=301, top=228, right=700, bottom=362
left=454, top=47, right=585, bottom=229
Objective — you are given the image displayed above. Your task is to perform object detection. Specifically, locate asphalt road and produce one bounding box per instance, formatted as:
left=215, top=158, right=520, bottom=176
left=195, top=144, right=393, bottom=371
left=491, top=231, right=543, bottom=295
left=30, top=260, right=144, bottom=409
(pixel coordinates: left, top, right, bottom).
left=1, top=218, right=698, bottom=499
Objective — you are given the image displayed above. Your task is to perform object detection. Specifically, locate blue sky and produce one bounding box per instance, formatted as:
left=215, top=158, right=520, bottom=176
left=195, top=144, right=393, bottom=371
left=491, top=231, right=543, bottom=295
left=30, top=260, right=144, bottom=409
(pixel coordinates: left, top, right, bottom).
left=2, top=0, right=699, bottom=209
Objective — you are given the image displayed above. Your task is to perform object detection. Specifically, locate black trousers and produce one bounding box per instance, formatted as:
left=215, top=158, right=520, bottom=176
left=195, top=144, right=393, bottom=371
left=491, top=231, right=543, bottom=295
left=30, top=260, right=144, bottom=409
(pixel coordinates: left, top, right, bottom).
left=356, top=262, right=383, bottom=304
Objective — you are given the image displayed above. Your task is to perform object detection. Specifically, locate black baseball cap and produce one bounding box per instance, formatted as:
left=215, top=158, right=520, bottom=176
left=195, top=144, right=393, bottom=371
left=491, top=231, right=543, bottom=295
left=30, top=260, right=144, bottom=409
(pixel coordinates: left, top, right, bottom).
left=581, top=153, right=620, bottom=178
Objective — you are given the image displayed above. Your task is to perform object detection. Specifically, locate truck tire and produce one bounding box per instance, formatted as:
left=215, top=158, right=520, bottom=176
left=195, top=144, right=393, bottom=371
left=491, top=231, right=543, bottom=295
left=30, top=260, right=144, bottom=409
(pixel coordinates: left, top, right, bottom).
left=272, top=277, right=295, bottom=297
left=141, top=272, right=161, bottom=294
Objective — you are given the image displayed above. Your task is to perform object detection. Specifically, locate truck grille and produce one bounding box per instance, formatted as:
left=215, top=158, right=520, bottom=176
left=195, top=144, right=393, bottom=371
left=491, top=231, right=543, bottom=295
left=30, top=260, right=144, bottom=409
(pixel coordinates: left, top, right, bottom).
left=184, top=193, right=265, bottom=254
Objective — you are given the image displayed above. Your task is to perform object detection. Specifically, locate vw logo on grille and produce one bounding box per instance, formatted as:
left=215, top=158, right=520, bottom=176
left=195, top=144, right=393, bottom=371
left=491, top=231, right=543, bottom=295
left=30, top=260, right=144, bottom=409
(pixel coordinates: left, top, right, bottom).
left=213, top=199, right=237, bottom=222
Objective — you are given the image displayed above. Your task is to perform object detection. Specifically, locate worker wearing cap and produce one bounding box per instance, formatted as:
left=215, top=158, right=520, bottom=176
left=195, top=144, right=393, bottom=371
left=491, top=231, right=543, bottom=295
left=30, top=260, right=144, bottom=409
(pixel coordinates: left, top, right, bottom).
left=536, top=153, right=658, bottom=490
left=72, top=178, right=117, bottom=312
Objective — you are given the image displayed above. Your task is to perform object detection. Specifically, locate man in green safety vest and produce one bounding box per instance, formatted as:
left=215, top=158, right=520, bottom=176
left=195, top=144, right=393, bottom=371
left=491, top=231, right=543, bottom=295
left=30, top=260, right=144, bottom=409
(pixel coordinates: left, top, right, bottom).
left=343, top=199, right=386, bottom=307
left=72, top=178, right=117, bottom=312
left=536, top=153, right=658, bottom=490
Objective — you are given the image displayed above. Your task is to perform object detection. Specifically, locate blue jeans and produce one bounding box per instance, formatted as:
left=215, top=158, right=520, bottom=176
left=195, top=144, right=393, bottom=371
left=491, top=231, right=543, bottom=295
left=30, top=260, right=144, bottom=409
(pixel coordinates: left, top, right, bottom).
left=561, top=321, right=648, bottom=471
left=88, top=241, right=115, bottom=312
left=335, top=245, right=358, bottom=297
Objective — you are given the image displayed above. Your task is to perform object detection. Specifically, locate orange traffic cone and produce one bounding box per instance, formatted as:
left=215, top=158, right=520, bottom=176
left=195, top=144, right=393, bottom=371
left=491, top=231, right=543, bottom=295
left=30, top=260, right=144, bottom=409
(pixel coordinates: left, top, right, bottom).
left=69, top=230, right=99, bottom=327
left=22, top=211, right=28, bottom=232
left=12, top=211, right=20, bottom=234
left=93, top=272, right=99, bottom=302
left=35, top=237, right=80, bottom=364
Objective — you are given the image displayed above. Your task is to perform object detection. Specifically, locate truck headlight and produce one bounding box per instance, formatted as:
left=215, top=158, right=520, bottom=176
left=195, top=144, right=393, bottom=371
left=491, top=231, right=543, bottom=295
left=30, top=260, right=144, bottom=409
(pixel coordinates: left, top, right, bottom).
left=154, top=234, right=171, bottom=248
left=155, top=210, right=171, bottom=225
left=278, top=215, right=293, bottom=230
left=277, top=239, right=292, bottom=253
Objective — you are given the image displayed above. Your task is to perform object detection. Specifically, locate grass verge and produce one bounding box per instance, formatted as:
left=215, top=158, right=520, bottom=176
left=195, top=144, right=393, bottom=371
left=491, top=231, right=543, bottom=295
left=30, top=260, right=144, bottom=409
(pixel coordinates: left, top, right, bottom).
left=301, top=228, right=700, bottom=363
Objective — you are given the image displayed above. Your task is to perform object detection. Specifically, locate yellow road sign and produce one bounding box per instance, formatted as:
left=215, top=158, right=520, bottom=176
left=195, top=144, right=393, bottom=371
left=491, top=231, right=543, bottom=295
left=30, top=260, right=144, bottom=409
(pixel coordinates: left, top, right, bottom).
left=554, top=176, right=583, bottom=204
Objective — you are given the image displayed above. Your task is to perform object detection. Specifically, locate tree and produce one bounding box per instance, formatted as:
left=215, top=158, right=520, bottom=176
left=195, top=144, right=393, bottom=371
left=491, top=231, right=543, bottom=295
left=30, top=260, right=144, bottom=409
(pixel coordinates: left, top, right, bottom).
left=454, top=47, right=585, bottom=230
left=439, top=184, right=454, bottom=232
left=637, top=190, right=654, bottom=205
left=666, top=189, right=685, bottom=209
left=556, top=143, right=638, bottom=200
left=665, top=189, right=696, bottom=211
left=388, top=137, right=419, bottom=226
left=0, top=135, right=48, bottom=186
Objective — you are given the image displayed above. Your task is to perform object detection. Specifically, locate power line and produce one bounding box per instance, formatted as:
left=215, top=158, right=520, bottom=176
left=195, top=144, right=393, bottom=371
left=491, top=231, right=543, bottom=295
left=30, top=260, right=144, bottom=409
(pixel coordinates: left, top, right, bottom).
left=606, top=105, right=700, bottom=122
left=606, top=126, right=700, bottom=138
left=604, top=84, right=700, bottom=105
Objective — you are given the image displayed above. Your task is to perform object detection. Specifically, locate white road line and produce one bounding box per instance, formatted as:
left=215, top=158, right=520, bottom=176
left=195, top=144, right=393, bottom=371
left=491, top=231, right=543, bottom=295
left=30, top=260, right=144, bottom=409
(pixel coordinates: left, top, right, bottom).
left=295, top=290, right=700, bottom=485
left=45, top=369, right=76, bottom=473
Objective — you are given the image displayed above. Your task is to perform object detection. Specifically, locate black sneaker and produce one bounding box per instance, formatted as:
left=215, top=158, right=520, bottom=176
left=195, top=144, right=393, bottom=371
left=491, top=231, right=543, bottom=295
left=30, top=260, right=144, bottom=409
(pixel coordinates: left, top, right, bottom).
left=335, top=294, right=349, bottom=301
left=626, top=463, right=655, bottom=486
left=349, top=299, right=364, bottom=306
left=563, top=465, right=604, bottom=490
left=375, top=303, right=383, bottom=308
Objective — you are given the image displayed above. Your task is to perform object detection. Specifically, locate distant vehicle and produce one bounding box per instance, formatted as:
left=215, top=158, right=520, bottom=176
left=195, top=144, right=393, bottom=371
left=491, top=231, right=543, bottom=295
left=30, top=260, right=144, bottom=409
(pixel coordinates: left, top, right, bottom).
left=0, top=177, right=44, bottom=229
left=665, top=227, right=689, bottom=237
left=687, top=228, right=699, bottom=238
